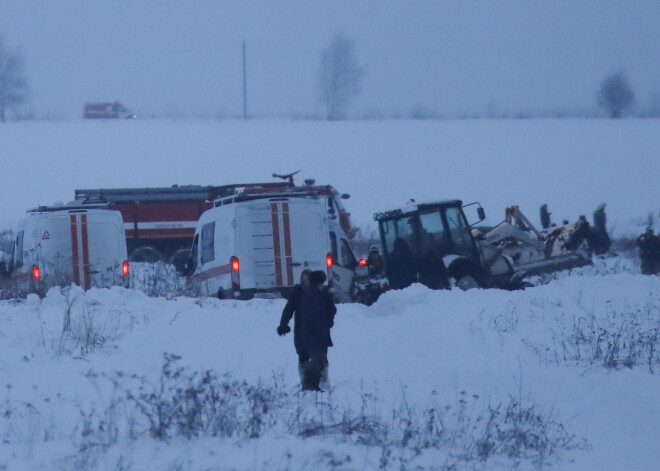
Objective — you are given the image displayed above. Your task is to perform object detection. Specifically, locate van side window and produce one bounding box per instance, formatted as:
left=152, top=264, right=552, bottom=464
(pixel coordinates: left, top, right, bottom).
left=190, top=234, right=199, bottom=272
left=340, top=238, right=357, bottom=269
left=329, top=231, right=338, bottom=263
left=200, top=222, right=215, bottom=264
left=13, top=231, right=24, bottom=268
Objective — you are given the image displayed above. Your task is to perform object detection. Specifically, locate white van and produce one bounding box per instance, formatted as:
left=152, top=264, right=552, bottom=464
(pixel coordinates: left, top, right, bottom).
left=186, top=194, right=359, bottom=301
left=1, top=207, right=129, bottom=296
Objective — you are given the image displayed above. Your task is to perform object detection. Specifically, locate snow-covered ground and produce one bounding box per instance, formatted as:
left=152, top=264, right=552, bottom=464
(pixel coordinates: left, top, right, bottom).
left=0, top=252, right=658, bottom=470
left=0, top=118, right=657, bottom=469
left=0, top=119, right=658, bottom=238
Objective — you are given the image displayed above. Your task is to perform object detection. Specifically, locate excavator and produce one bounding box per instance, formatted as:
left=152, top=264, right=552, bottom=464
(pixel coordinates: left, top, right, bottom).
left=351, top=200, right=592, bottom=304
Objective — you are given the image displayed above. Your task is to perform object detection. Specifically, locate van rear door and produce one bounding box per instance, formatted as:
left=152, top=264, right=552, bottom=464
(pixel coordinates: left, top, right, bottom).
left=285, top=201, right=326, bottom=285
left=39, top=211, right=125, bottom=291
left=65, top=211, right=95, bottom=290
left=237, top=200, right=326, bottom=290
left=84, top=211, right=127, bottom=288
left=37, top=214, right=75, bottom=288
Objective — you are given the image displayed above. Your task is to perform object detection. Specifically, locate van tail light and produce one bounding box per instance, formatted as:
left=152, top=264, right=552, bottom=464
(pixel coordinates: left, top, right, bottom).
left=122, top=260, right=129, bottom=276
left=358, top=258, right=367, bottom=266
left=230, top=256, right=240, bottom=291
left=326, top=253, right=334, bottom=269
left=32, top=265, right=40, bottom=280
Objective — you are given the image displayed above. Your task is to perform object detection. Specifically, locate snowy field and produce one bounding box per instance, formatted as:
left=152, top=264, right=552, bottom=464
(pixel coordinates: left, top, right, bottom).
left=0, top=119, right=658, bottom=238
left=0, top=252, right=659, bottom=470
left=0, top=119, right=658, bottom=469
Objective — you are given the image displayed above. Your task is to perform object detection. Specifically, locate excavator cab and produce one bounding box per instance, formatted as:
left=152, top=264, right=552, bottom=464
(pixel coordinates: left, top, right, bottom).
left=375, top=200, right=485, bottom=289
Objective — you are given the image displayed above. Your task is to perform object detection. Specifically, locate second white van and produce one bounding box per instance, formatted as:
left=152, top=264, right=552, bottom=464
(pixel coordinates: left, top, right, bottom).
left=186, top=193, right=359, bottom=301
left=1, top=206, right=129, bottom=297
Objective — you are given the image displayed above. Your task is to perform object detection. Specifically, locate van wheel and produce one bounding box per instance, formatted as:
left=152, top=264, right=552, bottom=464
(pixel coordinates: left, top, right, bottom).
left=129, top=247, right=162, bottom=263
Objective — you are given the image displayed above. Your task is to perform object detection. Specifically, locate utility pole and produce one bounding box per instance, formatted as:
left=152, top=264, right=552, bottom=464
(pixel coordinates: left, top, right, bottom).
left=242, top=40, right=248, bottom=120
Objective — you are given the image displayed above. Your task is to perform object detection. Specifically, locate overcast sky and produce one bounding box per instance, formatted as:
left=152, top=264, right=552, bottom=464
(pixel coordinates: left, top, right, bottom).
left=1, top=1, right=659, bottom=119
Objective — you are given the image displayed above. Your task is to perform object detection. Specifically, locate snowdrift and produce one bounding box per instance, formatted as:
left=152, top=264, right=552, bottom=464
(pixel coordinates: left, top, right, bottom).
left=0, top=262, right=658, bottom=470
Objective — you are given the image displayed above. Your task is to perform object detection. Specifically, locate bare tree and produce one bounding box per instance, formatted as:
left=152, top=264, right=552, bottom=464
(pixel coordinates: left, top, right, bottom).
left=0, top=39, right=28, bottom=122
left=317, top=33, right=364, bottom=120
left=597, top=72, right=634, bottom=119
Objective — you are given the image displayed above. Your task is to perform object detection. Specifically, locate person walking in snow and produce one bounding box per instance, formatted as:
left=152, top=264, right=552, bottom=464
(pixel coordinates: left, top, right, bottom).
left=637, top=228, right=660, bottom=275
left=278, top=270, right=336, bottom=391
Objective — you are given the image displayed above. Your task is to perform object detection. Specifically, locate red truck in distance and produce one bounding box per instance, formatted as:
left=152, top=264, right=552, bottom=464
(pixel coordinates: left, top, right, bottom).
left=83, top=102, right=136, bottom=119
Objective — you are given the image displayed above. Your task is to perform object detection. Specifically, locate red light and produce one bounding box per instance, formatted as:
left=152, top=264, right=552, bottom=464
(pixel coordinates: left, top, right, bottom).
left=231, top=256, right=240, bottom=272
left=32, top=265, right=40, bottom=280
left=122, top=260, right=129, bottom=276
left=326, top=253, right=333, bottom=268
left=358, top=258, right=367, bottom=266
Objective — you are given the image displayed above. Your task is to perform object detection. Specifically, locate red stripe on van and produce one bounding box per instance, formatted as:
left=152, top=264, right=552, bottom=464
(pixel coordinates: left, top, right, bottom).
left=80, top=214, right=91, bottom=290
left=282, top=203, right=294, bottom=286
left=70, top=215, right=81, bottom=286
left=271, top=203, right=283, bottom=286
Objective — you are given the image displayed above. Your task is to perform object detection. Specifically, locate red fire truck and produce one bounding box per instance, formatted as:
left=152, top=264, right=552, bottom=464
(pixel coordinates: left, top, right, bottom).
left=83, top=102, right=136, bottom=119
left=74, top=174, right=356, bottom=266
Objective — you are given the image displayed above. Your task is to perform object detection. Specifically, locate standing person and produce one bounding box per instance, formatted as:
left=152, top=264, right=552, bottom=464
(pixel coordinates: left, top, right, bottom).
left=278, top=270, right=336, bottom=391
left=593, top=203, right=607, bottom=232
left=637, top=228, right=660, bottom=275
left=366, top=244, right=383, bottom=276
left=540, top=204, right=551, bottom=230
left=277, top=270, right=311, bottom=385
left=588, top=203, right=611, bottom=255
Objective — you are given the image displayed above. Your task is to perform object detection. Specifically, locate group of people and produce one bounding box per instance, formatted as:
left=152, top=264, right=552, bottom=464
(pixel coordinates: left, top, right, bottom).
left=540, top=203, right=611, bottom=255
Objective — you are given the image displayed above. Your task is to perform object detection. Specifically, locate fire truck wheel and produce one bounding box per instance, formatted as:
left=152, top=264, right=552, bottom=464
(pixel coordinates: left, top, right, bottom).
left=129, top=247, right=163, bottom=263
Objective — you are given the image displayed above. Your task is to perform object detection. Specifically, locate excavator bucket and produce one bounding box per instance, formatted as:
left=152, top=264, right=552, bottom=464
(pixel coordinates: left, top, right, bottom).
left=483, top=205, right=593, bottom=285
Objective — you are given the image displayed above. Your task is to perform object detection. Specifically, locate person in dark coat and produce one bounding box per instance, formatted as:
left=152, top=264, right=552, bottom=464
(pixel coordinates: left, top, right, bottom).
left=540, top=204, right=551, bottom=230
left=386, top=237, right=417, bottom=289
left=278, top=270, right=336, bottom=391
left=587, top=204, right=611, bottom=255
left=638, top=228, right=660, bottom=275
left=564, top=215, right=590, bottom=251
left=366, top=245, right=383, bottom=276
left=593, top=204, right=607, bottom=232
left=277, top=270, right=311, bottom=377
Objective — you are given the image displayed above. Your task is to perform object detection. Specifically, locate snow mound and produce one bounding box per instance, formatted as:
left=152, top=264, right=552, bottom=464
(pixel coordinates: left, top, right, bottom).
left=0, top=267, right=658, bottom=469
